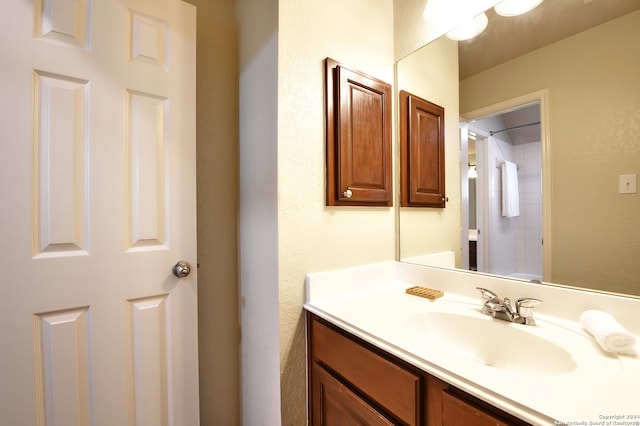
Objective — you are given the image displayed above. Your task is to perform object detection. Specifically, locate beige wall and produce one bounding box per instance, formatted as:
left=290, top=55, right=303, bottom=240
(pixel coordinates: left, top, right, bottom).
left=190, top=0, right=240, bottom=424
left=276, top=0, right=396, bottom=423
left=202, top=0, right=396, bottom=421
left=396, top=36, right=462, bottom=263
left=460, top=11, right=640, bottom=295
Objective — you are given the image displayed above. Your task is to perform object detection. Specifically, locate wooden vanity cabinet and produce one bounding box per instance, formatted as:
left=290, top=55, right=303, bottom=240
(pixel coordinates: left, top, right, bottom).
left=311, top=362, right=397, bottom=425
left=307, top=312, right=530, bottom=426
left=309, top=312, right=421, bottom=424
left=442, top=392, right=512, bottom=426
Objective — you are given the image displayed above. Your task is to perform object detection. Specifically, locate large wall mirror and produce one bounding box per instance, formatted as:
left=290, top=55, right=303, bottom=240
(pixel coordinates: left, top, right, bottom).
left=397, top=0, right=640, bottom=297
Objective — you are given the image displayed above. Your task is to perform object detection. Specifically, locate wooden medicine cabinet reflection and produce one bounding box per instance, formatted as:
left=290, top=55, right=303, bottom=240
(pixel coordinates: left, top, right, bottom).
left=325, top=58, right=392, bottom=206
left=399, top=90, right=446, bottom=208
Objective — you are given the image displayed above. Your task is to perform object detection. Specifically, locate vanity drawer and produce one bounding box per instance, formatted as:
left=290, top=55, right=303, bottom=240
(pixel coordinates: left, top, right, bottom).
left=309, top=316, right=420, bottom=425
left=442, top=391, right=511, bottom=426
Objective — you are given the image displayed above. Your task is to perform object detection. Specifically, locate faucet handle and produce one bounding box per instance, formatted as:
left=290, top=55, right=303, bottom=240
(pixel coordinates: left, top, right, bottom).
left=476, top=287, right=499, bottom=301
left=516, top=298, right=542, bottom=325
left=516, top=298, right=541, bottom=308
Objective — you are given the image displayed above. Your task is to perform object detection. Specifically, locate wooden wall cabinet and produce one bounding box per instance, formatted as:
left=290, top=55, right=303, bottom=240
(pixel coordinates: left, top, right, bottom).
left=307, top=312, right=531, bottom=426
left=325, top=58, right=393, bottom=206
left=399, top=90, right=446, bottom=208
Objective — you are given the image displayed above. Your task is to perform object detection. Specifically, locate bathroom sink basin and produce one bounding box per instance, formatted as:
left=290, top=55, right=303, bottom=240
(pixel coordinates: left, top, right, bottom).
left=408, top=311, right=577, bottom=374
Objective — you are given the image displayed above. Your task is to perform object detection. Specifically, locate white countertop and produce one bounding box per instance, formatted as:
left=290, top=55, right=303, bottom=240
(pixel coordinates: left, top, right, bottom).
left=305, top=261, right=640, bottom=426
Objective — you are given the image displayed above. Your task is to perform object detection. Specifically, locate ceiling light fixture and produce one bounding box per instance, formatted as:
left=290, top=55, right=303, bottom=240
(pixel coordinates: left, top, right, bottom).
left=494, top=0, right=544, bottom=17
left=445, top=12, right=488, bottom=41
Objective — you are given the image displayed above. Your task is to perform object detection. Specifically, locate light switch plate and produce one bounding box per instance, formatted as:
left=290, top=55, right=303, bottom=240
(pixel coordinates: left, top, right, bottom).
left=619, top=174, right=637, bottom=194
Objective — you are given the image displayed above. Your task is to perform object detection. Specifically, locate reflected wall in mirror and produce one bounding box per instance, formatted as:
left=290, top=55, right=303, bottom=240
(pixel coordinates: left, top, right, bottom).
left=397, top=0, right=640, bottom=297
left=397, top=35, right=462, bottom=268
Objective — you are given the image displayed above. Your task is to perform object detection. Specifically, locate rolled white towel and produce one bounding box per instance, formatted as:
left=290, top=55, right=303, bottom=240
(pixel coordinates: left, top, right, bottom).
left=579, top=309, right=637, bottom=355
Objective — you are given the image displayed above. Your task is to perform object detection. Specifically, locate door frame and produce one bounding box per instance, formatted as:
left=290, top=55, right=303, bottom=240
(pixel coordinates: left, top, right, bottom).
left=460, top=89, right=551, bottom=281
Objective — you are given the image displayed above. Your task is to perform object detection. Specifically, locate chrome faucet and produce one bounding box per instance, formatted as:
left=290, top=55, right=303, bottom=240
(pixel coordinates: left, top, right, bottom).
left=476, top=287, right=541, bottom=325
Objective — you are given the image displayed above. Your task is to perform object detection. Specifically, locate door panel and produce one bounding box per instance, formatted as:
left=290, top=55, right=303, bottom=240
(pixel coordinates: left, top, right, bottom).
left=33, top=307, right=93, bottom=426
left=125, top=90, right=169, bottom=250
left=128, top=295, right=172, bottom=426
left=32, top=70, right=90, bottom=257
left=0, top=0, right=198, bottom=425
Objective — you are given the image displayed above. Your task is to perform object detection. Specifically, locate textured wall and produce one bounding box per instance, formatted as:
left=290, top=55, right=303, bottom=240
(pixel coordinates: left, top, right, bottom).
left=277, top=0, right=395, bottom=424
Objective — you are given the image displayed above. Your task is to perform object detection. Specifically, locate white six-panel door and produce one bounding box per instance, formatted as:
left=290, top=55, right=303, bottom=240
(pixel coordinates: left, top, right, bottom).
left=0, top=0, right=198, bottom=425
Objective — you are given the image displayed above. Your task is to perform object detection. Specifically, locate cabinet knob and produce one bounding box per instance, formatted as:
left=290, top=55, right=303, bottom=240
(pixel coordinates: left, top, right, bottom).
left=343, top=189, right=353, bottom=198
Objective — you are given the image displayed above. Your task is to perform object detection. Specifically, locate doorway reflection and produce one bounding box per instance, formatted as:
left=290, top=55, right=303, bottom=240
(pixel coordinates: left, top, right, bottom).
left=467, top=102, right=542, bottom=280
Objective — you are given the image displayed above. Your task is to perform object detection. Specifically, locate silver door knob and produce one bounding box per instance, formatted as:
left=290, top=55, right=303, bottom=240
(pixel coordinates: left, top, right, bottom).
left=343, top=189, right=353, bottom=198
left=173, top=261, right=191, bottom=278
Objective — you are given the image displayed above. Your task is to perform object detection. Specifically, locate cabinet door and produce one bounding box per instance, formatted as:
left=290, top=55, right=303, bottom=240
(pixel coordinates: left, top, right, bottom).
left=311, top=363, right=396, bottom=426
left=325, top=58, right=392, bottom=206
left=309, top=314, right=420, bottom=425
left=442, top=392, right=511, bottom=426
left=400, top=90, right=446, bottom=207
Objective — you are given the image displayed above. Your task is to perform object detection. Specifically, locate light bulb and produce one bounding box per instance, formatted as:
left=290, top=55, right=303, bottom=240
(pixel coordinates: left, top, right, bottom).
left=495, top=0, right=544, bottom=17
left=446, top=13, right=488, bottom=41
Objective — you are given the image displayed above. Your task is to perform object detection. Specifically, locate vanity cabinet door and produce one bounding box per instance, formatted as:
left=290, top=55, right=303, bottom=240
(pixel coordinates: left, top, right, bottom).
left=308, top=313, right=420, bottom=425
left=311, top=363, right=396, bottom=426
left=442, top=391, right=511, bottom=426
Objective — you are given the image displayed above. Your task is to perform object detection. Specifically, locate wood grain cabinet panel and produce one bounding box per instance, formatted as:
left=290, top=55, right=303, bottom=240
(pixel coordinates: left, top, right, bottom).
left=442, top=392, right=512, bottom=426
left=311, top=363, right=396, bottom=426
left=325, top=58, right=392, bottom=206
left=400, top=90, right=446, bottom=207
left=309, top=314, right=420, bottom=425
